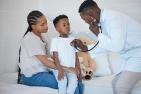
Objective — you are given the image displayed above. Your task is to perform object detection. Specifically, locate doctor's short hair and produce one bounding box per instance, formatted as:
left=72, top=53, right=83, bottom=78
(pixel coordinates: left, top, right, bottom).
left=78, top=0, right=98, bottom=13
left=53, top=14, right=68, bottom=27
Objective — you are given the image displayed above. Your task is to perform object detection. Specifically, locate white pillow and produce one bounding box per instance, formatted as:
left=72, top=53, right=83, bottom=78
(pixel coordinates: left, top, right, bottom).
left=92, top=53, right=112, bottom=77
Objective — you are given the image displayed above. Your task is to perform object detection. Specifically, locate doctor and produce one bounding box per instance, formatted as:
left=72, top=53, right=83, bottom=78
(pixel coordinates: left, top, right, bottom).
left=73, top=0, right=141, bottom=94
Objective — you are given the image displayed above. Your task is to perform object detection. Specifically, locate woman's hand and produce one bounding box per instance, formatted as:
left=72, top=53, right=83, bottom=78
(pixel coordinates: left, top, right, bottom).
left=63, top=67, right=76, bottom=74
left=68, top=67, right=82, bottom=80
left=62, top=67, right=82, bottom=80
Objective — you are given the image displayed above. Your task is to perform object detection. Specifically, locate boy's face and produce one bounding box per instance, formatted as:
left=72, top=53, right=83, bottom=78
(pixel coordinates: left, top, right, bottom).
left=56, top=18, right=70, bottom=35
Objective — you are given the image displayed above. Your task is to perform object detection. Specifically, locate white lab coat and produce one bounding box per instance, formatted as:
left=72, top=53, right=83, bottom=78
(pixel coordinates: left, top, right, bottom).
left=89, top=9, right=141, bottom=73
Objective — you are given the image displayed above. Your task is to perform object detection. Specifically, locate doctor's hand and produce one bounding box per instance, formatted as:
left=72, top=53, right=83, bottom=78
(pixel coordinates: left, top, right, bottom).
left=89, top=22, right=100, bottom=36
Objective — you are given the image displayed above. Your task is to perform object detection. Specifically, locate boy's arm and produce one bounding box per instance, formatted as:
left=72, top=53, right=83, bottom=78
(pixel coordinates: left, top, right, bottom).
left=75, top=52, right=82, bottom=80
left=53, top=52, right=64, bottom=80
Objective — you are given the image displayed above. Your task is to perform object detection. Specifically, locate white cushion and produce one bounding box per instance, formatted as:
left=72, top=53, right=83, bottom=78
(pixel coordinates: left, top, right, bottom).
left=0, top=73, right=141, bottom=94
left=0, top=82, right=57, bottom=94
left=0, top=73, right=58, bottom=94
left=83, top=75, right=141, bottom=94
left=93, top=53, right=112, bottom=77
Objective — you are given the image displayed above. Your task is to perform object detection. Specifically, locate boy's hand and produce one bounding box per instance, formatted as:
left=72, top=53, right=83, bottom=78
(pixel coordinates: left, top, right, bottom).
left=75, top=67, right=80, bottom=76
left=77, top=73, right=82, bottom=80
left=58, top=68, right=64, bottom=80
left=75, top=67, right=82, bottom=80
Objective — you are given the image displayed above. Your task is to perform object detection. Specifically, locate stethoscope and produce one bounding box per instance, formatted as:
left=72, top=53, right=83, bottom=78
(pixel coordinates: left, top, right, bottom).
left=73, top=41, right=99, bottom=52
left=73, top=17, right=102, bottom=52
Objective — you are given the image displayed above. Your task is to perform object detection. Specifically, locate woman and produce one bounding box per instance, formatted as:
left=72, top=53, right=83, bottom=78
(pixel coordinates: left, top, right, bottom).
left=18, top=10, right=83, bottom=94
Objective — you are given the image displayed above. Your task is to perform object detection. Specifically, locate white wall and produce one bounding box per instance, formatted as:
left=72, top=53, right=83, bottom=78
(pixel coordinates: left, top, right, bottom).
left=0, top=0, right=41, bottom=74
left=0, top=0, right=141, bottom=74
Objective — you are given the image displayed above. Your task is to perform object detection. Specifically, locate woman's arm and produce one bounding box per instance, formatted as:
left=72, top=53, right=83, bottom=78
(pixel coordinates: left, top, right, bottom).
left=36, top=55, right=56, bottom=69
left=36, top=54, right=75, bottom=74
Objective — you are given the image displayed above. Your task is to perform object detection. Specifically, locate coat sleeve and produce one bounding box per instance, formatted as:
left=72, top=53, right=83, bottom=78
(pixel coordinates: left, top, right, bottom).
left=98, top=19, right=126, bottom=52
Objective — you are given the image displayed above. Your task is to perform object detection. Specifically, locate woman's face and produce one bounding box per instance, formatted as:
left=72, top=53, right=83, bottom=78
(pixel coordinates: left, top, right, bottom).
left=32, top=15, right=48, bottom=33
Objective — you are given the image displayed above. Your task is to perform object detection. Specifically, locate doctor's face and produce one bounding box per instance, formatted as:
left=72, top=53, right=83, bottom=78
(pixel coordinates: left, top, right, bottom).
left=80, top=13, right=94, bottom=25
left=80, top=12, right=99, bottom=29
left=80, top=7, right=101, bottom=25
left=80, top=11, right=101, bottom=36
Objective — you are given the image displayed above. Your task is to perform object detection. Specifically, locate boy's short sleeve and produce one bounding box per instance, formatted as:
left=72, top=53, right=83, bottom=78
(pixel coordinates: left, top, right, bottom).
left=50, top=38, right=58, bottom=53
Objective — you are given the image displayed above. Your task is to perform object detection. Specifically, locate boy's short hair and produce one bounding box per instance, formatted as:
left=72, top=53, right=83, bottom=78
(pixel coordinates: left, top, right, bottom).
left=53, top=15, right=68, bottom=27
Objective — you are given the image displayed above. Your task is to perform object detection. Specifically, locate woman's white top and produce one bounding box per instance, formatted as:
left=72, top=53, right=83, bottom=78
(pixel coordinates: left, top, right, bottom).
left=50, top=37, right=77, bottom=68
left=19, top=32, right=48, bottom=77
left=89, top=9, right=141, bottom=73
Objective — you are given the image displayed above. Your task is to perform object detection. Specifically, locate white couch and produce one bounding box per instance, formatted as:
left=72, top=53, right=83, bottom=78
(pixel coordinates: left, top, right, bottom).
left=0, top=52, right=141, bottom=94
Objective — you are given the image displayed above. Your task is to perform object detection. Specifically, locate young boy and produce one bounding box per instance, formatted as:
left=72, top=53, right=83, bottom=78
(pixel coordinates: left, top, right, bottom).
left=50, top=15, right=81, bottom=94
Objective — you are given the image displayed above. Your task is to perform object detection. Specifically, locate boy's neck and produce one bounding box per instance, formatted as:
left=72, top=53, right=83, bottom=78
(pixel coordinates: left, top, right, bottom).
left=59, top=34, right=69, bottom=38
